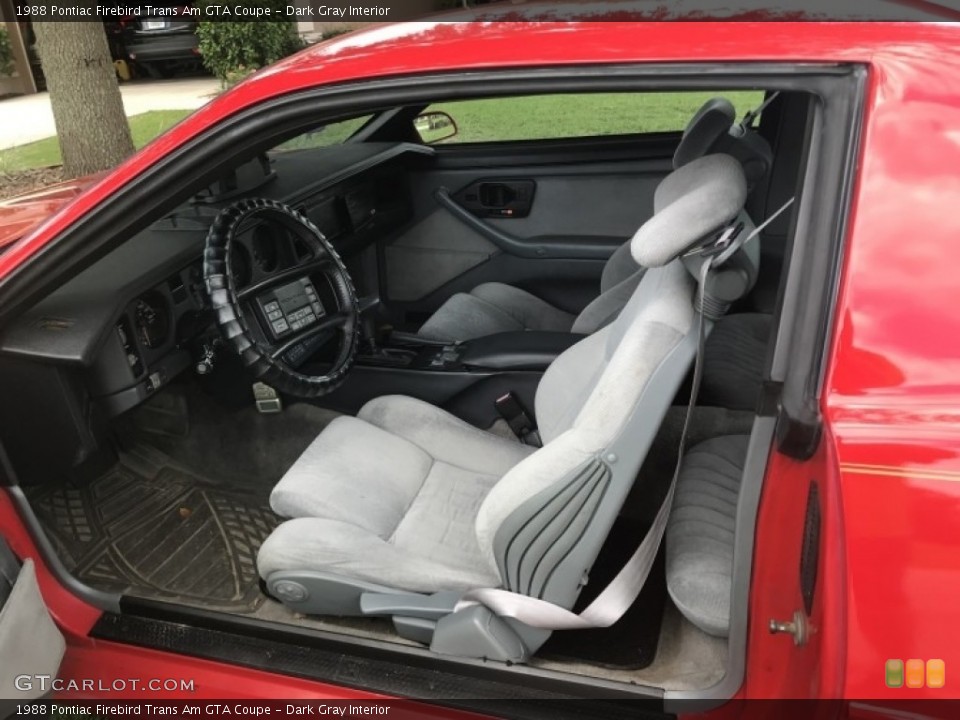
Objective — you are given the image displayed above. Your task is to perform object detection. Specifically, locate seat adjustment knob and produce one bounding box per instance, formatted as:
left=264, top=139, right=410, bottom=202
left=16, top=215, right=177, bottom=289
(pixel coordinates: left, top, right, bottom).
left=273, top=580, right=308, bottom=602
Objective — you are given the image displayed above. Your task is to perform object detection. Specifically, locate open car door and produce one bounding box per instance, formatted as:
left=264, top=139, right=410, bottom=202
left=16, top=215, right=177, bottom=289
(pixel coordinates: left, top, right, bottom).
left=0, top=538, right=65, bottom=703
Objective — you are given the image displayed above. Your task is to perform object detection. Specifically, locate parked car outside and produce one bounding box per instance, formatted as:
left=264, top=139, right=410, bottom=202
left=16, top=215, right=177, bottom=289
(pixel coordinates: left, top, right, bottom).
left=115, top=2, right=202, bottom=78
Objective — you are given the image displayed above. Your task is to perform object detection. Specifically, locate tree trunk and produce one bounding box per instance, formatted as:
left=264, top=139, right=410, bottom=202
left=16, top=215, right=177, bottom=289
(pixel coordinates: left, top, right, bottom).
left=32, top=22, right=134, bottom=177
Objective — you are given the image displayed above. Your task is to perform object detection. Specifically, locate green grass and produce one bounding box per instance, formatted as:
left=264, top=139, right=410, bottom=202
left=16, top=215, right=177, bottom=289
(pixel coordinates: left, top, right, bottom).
left=0, top=109, right=191, bottom=174
left=0, top=91, right=766, bottom=174
left=426, top=91, right=766, bottom=143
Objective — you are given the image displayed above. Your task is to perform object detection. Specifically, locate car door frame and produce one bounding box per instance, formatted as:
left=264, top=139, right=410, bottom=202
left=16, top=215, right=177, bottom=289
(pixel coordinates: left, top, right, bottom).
left=0, top=536, right=66, bottom=703
left=0, top=61, right=866, bottom=714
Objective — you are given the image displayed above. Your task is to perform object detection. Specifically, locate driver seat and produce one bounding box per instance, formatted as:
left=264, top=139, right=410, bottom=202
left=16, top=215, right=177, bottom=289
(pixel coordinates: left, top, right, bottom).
left=257, top=153, right=758, bottom=661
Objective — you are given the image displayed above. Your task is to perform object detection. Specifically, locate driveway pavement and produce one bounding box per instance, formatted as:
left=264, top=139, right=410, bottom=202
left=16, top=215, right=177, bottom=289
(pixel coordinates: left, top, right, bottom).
left=0, top=76, right=221, bottom=150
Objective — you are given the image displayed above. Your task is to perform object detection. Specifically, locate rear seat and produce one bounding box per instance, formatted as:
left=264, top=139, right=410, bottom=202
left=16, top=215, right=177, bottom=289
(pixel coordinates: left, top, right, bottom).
left=665, top=435, right=751, bottom=637
left=700, top=313, right=772, bottom=412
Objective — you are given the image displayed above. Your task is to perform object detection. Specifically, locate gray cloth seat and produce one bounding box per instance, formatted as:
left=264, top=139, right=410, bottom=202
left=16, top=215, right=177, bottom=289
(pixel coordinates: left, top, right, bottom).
left=417, top=241, right=641, bottom=341
left=257, top=153, right=760, bottom=662
left=261, top=395, right=535, bottom=592
left=417, top=97, right=772, bottom=345
left=417, top=280, right=578, bottom=339
left=665, top=435, right=750, bottom=638
left=700, top=312, right=773, bottom=411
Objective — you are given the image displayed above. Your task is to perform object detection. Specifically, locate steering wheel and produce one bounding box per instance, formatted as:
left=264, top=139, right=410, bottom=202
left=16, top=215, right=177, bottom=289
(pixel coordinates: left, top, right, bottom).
left=204, top=198, right=360, bottom=398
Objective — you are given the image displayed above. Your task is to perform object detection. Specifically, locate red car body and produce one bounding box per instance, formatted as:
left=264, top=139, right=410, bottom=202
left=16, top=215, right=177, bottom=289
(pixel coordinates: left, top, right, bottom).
left=1, top=13, right=959, bottom=714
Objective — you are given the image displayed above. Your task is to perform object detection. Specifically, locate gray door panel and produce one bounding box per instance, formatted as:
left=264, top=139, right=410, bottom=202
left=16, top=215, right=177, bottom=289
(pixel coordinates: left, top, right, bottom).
left=384, top=152, right=673, bottom=312
left=0, top=558, right=66, bottom=700
left=385, top=210, right=499, bottom=302
left=485, top=172, right=664, bottom=241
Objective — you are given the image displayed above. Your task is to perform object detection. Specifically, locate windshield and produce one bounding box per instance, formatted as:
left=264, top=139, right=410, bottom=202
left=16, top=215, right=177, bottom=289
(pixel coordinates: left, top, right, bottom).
left=271, top=115, right=374, bottom=154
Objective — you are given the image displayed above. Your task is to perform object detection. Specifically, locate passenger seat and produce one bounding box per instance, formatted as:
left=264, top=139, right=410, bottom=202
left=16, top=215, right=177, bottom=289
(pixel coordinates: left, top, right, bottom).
left=665, top=435, right=750, bottom=637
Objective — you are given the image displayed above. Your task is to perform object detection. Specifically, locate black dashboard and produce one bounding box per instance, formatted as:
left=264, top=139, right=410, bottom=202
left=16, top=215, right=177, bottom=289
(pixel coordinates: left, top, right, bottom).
left=0, top=141, right=429, bottom=417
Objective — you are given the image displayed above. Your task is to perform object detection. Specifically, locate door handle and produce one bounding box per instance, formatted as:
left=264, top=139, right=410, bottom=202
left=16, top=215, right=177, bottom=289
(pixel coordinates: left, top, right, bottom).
left=452, top=179, right=536, bottom=218
left=478, top=183, right=516, bottom=209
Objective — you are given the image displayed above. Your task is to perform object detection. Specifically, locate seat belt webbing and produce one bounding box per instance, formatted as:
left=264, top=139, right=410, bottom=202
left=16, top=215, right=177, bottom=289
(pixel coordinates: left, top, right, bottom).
left=456, top=198, right=795, bottom=631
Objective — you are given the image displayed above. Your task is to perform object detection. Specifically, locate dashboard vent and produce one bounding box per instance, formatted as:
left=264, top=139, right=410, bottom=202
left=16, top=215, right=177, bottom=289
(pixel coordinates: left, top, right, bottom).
left=36, top=317, right=75, bottom=331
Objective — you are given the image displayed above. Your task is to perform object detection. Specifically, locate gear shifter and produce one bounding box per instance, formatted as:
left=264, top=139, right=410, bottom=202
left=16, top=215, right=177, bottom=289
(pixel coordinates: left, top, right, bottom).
left=355, top=295, right=419, bottom=367
left=358, top=296, right=381, bottom=356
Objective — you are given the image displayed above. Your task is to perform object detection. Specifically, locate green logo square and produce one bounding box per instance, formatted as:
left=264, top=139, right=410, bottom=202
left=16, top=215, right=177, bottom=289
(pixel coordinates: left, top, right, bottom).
left=886, top=659, right=904, bottom=688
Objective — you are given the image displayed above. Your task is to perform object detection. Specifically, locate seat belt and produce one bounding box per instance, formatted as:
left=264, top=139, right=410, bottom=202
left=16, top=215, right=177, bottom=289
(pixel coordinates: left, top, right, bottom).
left=495, top=392, right=542, bottom=447
left=456, top=198, right=795, bottom=631
left=736, top=91, right=781, bottom=135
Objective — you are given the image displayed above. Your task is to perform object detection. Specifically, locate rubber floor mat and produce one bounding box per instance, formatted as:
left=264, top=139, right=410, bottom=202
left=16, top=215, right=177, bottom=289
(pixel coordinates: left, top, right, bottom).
left=538, top=520, right=667, bottom=670
left=28, top=451, right=281, bottom=613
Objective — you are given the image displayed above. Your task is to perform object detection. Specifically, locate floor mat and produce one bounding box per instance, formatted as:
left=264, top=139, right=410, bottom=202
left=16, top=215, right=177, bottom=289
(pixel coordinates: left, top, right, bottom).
left=121, top=383, right=342, bottom=487
left=538, top=520, right=668, bottom=670
left=28, top=446, right=281, bottom=613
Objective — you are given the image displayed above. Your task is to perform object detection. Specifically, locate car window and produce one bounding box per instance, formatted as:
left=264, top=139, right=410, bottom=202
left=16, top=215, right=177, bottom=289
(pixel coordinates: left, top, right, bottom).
left=271, top=115, right=374, bottom=153
left=419, top=91, right=766, bottom=144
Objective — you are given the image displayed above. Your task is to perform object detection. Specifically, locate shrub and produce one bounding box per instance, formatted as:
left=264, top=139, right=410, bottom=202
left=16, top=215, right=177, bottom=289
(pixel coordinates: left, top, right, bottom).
left=320, top=27, right=354, bottom=42
left=0, top=28, right=14, bottom=77
left=196, top=0, right=303, bottom=83
left=222, top=65, right=257, bottom=88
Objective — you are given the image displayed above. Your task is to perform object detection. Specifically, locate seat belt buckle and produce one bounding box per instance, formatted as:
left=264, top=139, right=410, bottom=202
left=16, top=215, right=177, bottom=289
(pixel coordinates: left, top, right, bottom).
left=495, top=392, right=539, bottom=446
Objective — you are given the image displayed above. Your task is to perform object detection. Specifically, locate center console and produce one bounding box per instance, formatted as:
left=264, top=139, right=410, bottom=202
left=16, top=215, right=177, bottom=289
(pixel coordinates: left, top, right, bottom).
left=357, top=333, right=464, bottom=372
left=356, top=330, right=582, bottom=374
left=317, top=297, right=584, bottom=426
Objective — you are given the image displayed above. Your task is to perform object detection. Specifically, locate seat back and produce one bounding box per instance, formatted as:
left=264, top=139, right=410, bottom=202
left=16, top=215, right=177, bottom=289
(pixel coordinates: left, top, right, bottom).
left=571, top=97, right=771, bottom=335
left=673, top=96, right=773, bottom=189
left=475, top=154, right=759, bottom=621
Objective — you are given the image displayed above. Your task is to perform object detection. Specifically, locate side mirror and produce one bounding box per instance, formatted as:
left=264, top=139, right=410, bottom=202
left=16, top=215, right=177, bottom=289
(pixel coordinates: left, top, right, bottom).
left=415, top=111, right=458, bottom=144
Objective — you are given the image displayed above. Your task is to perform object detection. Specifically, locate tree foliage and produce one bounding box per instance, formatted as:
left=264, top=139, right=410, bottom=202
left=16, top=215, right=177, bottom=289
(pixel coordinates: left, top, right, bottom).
left=196, top=0, right=303, bottom=83
left=0, top=27, right=14, bottom=77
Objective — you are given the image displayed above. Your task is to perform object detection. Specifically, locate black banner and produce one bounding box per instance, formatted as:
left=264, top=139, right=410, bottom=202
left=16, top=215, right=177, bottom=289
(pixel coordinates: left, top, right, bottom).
left=4, top=699, right=960, bottom=720
left=7, top=0, right=960, bottom=23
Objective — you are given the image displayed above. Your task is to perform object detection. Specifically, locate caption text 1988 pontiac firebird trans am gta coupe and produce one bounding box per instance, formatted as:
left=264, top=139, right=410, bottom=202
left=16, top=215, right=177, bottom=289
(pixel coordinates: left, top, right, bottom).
left=0, top=4, right=958, bottom=718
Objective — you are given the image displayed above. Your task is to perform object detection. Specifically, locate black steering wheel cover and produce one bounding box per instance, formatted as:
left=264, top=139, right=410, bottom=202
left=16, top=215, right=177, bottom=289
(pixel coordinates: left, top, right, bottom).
left=203, top=198, right=360, bottom=398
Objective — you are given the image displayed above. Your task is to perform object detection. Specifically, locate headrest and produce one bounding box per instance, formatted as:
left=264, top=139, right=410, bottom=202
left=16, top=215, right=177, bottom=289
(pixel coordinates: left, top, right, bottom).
left=631, top=154, right=747, bottom=269
left=673, top=97, right=774, bottom=189
left=673, top=98, right=736, bottom=169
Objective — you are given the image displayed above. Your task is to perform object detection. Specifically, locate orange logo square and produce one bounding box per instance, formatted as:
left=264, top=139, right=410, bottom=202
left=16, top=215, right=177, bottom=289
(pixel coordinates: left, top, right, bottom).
left=905, top=659, right=925, bottom=688
left=927, top=659, right=946, bottom=689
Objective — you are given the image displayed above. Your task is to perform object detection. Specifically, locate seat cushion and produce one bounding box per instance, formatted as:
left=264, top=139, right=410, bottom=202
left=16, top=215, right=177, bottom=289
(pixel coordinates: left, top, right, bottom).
left=358, top=395, right=535, bottom=477
left=262, top=396, right=535, bottom=593
left=666, top=435, right=750, bottom=637
left=269, top=415, right=432, bottom=532
left=257, top=516, right=502, bottom=592
left=418, top=282, right=575, bottom=342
